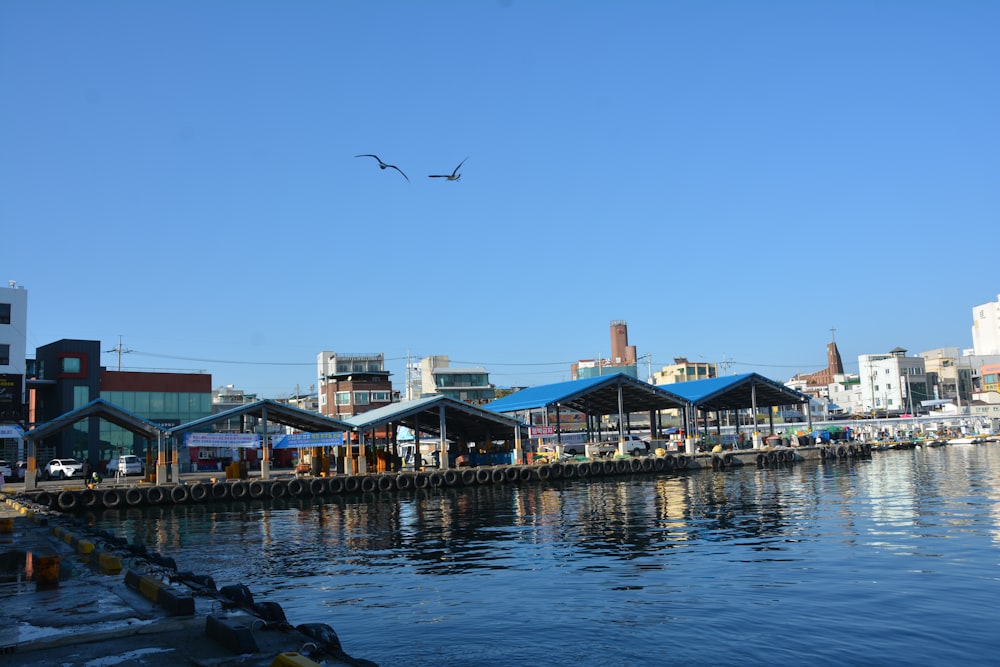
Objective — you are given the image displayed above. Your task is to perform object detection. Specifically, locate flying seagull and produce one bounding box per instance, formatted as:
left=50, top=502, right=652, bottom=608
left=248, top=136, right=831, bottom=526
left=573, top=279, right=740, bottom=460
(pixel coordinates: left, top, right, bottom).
left=354, top=154, right=409, bottom=181
left=428, top=157, right=468, bottom=181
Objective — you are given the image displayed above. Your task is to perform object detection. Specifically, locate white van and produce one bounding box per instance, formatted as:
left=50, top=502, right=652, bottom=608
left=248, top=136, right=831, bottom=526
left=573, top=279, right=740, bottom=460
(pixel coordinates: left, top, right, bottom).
left=107, top=454, right=144, bottom=476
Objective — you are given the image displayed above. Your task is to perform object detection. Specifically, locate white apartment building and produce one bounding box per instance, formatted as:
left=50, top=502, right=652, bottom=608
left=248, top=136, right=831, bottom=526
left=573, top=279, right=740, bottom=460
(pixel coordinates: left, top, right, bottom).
left=0, top=281, right=28, bottom=422
left=972, top=294, right=1000, bottom=355
left=859, top=348, right=929, bottom=415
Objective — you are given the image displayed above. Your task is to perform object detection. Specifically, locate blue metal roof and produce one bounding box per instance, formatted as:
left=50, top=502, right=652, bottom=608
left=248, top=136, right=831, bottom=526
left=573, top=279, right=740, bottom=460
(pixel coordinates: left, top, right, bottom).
left=484, top=372, right=812, bottom=417
left=484, top=373, right=689, bottom=416
left=662, top=373, right=812, bottom=410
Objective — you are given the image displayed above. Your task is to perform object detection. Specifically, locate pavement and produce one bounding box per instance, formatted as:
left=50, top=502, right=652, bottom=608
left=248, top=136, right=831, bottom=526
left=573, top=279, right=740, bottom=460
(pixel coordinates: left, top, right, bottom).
left=0, top=493, right=378, bottom=667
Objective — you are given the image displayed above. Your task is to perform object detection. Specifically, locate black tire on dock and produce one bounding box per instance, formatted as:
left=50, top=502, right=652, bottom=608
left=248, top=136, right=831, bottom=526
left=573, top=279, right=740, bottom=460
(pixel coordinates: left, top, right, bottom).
left=270, top=482, right=287, bottom=499
left=248, top=481, right=266, bottom=499
left=460, top=469, right=476, bottom=485
left=413, top=472, right=430, bottom=489
left=309, top=478, right=327, bottom=496
left=230, top=482, right=248, bottom=500
left=491, top=468, right=506, bottom=484
left=519, top=466, right=534, bottom=481
left=146, top=486, right=167, bottom=504
left=212, top=482, right=231, bottom=500
left=102, top=489, right=122, bottom=509
left=396, top=474, right=414, bottom=491
left=476, top=468, right=492, bottom=484
left=288, top=479, right=306, bottom=496
left=125, top=487, right=144, bottom=506
left=57, top=490, right=79, bottom=512
left=190, top=484, right=209, bottom=502
left=327, top=477, right=345, bottom=494
left=80, top=488, right=99, bottom=508
left=170, top=485, right=190, bottom=504
left=378, top=475, right=397, bottom=492
left=504, top=467, right=519, bottom=482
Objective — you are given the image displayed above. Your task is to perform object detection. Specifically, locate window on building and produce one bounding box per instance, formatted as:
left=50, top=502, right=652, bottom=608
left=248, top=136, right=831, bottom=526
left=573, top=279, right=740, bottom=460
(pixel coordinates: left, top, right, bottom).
left=0, top=303, right=10, bottom=324
left=61, top=356, right=82, bottom=373
left=353, top=391, right=370, bottom=406
left=335, top=392, right=351, bottom=406
left=0, top=344, right=8, bottom=365
left=371, top=391, right=391, bottom=402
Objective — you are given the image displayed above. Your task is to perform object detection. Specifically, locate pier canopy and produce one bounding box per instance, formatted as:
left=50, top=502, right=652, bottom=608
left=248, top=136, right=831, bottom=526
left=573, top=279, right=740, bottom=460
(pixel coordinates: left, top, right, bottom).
left=345, top=394, right=526, bottom=444
left=484, top=373, right=689, bottom=418
left=165, top=398, right=352, bottom=437
left=24, top=397, right=165, bottom=443
left=21, top=398, right=167, bottom=490
left=664, top=373, right=811, bottom=412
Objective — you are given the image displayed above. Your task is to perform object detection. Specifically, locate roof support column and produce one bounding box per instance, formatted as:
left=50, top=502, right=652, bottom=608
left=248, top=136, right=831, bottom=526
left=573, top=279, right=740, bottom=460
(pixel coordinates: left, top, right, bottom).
left=156, top=430, right=167, bottom=485
left=171, top=433, right=180, bottom=483
left=514, top=423, right=523, bottom=464
left=438, top=404, right=449, bottom=469
left=24, top=433, right=37, bottom=491
left=617, top=382, right=626, bottom=456
left=752, top=384, right=761, bottom=449
left=261, top=404, right=271, bottom=481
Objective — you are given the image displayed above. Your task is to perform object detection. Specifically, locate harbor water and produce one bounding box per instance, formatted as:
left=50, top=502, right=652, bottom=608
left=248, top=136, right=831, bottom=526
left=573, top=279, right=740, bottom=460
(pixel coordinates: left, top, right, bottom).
left=93, top=445, right=1000, bottom=666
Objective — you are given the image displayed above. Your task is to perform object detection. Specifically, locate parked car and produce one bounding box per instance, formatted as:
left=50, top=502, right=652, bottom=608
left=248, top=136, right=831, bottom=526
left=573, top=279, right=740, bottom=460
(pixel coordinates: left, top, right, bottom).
left=44, top=458, right=84, bottom=479
left=0, top=460, right=11, bottom=478
left=14, top=461, right=27, bottom=480
left=107, top=454, right=144, bottom=476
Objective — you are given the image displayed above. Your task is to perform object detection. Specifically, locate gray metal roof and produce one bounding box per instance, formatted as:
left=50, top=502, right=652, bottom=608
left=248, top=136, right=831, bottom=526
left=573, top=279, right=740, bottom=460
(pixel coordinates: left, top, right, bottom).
left=166, top=399, right=352, bottom=436
left=24, top=398, right=165, bottom=442
left=346, top=395, right=525, bottom=443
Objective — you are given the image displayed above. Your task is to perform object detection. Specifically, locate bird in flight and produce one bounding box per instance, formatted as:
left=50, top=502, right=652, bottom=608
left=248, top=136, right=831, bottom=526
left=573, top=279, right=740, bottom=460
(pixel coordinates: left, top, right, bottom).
left=354, top=154, right=409, bottom=181
left=428, top=157, right=468, bottom=181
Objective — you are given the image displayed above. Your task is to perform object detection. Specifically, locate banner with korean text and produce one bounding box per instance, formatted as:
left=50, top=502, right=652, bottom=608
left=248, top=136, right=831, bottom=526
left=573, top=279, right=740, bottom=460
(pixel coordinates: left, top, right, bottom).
left=272, top=432, right=346, bottom=449
left=184, top=432, right=261, bottom=448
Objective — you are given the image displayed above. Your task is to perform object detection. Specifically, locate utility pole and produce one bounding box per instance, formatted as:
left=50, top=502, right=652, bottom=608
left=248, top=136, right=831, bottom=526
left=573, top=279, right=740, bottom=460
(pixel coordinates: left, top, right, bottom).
left=105, top=335, right=132, bottom=371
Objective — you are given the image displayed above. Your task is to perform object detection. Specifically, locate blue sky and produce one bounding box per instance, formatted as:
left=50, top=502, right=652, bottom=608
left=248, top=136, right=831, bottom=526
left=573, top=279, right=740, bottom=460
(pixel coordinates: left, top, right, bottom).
left=2, top=1, right=998, bottom=399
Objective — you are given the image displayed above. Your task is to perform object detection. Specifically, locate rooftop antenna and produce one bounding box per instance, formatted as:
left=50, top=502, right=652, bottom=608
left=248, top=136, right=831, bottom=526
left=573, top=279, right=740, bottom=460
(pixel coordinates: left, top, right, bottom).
left=105, top=335, right=133, bottom=371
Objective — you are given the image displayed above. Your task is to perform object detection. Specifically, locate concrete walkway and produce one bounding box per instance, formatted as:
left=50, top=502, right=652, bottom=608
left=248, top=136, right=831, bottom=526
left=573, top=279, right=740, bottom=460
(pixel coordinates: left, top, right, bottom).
left=0, top=494, right=377, bottom=666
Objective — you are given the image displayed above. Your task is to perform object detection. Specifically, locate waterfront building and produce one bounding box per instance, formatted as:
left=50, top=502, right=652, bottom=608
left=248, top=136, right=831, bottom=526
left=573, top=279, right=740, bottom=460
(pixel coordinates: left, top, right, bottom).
left=316, top=351, right=394, bottom=419
left=418, top=355, right=495, bottom=404
left=972, top=293, right=1000, bottom=355
left=0, top=281, right=27, bottom=425
left=859, top=348, right=932, bottom=416
left=572, top=320, right=640, bottom=381
left=826, top=373, right=864, bottom=416
left=982, top=364, right=1000, bottom=394
left=26, top=338, right=211, bottom=466
left=652, top=357, right=718, bottom=386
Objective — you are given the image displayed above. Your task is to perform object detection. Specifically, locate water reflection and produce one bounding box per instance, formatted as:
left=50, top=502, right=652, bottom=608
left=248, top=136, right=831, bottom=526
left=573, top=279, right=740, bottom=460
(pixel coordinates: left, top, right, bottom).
left=91, top=447, right=1000, bottom=666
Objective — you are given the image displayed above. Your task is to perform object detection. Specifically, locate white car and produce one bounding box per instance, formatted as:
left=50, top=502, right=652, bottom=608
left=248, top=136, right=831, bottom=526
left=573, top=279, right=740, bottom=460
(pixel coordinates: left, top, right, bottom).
left=0, top=460, right=12, bottom=478
left=107, top=454, right=144, bottom=476
left=44, top=458, right=84, bottom=480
